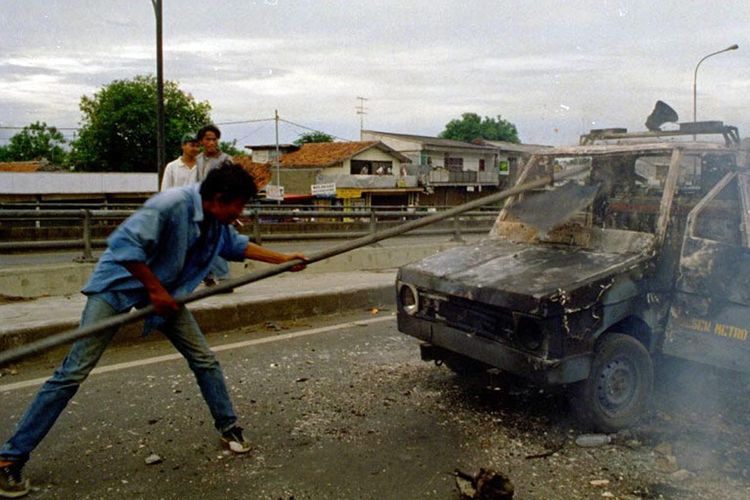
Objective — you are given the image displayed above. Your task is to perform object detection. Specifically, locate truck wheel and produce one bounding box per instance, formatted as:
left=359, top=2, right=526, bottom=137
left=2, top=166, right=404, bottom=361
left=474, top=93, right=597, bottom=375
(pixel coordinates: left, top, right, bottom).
left=571, top=333, right=653, bottom=432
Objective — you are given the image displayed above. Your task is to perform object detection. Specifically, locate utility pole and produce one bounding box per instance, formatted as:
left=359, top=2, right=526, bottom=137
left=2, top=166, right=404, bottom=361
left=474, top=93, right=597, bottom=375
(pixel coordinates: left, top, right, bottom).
left=151, top=0, right=166, bottom=189
left=356, top=96, right=368, bottom=139
left=275, top=109, right=280, bottom=188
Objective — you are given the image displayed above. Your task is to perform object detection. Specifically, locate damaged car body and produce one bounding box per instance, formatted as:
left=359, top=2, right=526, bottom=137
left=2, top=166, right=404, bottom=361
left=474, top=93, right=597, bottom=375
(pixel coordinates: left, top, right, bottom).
left=397, top=122, right=750, bottom=431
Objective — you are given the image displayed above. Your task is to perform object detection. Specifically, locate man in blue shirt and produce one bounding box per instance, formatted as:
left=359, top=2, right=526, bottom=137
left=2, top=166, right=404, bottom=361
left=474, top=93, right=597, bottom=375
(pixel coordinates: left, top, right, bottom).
left=0, top=163, right=307, bottom=498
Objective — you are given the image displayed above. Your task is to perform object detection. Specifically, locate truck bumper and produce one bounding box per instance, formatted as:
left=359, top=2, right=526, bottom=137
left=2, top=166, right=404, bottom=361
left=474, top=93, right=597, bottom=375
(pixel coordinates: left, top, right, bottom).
left=398, top=313, right=590, bottom=385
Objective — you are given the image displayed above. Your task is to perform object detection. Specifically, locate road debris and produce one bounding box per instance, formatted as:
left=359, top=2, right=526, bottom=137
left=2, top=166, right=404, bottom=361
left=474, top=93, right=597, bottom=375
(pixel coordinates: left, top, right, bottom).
left=264, top=321, right=283, bottom=332
left=669, top=469, right=693, bottom=481
left=575, top=434, right=611, bottom=448
left=454, top=468, right=514, bottom=499
left=145, top=453, right=162, bottom=465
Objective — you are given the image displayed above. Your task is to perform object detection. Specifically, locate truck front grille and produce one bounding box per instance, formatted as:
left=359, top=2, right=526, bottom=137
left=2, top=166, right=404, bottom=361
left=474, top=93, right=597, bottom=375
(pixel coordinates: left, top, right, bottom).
left=418, top=293, right=515, bottom=342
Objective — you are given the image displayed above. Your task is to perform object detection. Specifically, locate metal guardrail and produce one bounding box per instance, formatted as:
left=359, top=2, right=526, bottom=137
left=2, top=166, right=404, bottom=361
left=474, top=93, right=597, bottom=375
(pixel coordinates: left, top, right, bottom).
left=0, top=206, right=499, bottom=260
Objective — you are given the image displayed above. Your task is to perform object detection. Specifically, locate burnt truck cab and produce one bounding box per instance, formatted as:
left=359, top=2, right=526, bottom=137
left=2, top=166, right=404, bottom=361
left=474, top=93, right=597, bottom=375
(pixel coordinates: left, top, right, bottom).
left=397, top=123, right=750, bottom=431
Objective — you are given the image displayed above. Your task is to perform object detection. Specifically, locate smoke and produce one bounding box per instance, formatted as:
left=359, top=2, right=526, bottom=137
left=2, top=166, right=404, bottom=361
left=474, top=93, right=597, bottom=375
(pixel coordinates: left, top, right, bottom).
left=649, top=356, right=750, bottom=482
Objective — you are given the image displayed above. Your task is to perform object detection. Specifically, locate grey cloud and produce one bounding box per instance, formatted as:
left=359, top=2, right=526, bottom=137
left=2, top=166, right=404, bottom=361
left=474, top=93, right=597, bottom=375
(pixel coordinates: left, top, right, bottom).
left=1, top=0, right=748, bottom=147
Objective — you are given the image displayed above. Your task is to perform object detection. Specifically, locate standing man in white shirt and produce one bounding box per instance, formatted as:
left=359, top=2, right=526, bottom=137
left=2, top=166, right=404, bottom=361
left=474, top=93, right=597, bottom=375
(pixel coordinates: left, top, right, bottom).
left=160, top=133, right=201, bottom=191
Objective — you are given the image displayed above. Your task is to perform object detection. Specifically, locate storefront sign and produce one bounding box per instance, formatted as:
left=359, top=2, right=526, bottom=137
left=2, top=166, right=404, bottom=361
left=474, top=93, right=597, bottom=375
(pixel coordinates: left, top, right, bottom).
left=311, top=182, right=336, bottom=196
left=266, top=185, right=285, bottom=201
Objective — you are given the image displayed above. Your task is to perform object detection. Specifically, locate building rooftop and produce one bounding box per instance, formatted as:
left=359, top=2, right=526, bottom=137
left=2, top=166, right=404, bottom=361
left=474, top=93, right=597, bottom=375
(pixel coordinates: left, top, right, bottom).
left=476, top=140, right=552, bottom=154
left=362, top=130, right=496, bottom=151
left=0, top=161, right=45, bottom=172
left=279, top=141, right=410, bottom=168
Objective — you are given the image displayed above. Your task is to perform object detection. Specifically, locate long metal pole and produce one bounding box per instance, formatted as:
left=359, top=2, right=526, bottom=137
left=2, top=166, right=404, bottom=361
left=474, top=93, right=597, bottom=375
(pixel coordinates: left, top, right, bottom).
left=0, top=164, right=589, bottom=366
left=693, top=44, right=739, bottom=125
left=153, top=0, right=166, bottom=189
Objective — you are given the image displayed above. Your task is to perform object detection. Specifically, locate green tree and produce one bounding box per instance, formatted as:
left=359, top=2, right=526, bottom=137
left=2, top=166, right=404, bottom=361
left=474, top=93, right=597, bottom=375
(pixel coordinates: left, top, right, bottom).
left=293, top=130, right=334, bottom=146
left=0, top=122, right=68, bottom=165
left=220, top=139, right=246, bottom=157
left=439, top=112, right=519, bottom=143
left=71, top=75, right=211, bottom=172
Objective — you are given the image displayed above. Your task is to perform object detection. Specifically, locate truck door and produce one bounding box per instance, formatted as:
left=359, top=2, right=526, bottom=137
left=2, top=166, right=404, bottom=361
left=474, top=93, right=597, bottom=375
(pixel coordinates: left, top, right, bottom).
left=663, top=172, right=750, bottom=372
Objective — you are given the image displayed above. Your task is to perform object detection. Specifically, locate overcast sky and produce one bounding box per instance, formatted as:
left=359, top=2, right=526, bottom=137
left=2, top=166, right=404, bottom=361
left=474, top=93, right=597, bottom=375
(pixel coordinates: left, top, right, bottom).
left=1, top=0, right=748, bottom=148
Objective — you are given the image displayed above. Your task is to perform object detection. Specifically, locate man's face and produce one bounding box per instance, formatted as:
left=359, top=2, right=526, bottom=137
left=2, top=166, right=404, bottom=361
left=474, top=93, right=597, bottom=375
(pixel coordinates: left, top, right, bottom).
left=203, top=195, right=246, bottom=225
left=201, top=131, right=219, bottom=155
left=182, top=141, right=200, bottom=159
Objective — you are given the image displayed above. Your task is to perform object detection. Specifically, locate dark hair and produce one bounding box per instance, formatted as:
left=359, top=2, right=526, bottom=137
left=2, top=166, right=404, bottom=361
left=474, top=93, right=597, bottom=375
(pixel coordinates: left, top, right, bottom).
left=197, top=124, right=221, bottom=140
left=200, top=162, right=257, bottom=203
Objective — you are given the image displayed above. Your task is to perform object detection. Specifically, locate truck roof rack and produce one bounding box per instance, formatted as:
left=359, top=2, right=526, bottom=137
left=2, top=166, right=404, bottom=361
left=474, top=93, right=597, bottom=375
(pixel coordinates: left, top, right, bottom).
left=580, top=121, right=740, bottom=146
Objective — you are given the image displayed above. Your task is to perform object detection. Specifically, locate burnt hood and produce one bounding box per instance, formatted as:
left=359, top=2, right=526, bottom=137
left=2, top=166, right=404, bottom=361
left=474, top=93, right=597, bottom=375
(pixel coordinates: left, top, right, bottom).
left=398, top=239, right=648, bottom=316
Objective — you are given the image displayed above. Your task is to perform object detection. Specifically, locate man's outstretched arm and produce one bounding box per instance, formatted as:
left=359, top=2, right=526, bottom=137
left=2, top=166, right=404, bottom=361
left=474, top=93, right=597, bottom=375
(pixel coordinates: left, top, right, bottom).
left=243, top=242, right=308, bottom=272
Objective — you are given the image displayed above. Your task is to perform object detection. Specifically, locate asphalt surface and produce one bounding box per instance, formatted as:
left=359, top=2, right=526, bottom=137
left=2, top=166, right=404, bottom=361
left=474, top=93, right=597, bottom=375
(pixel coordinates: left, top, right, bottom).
left=4, top=309, right=750, bottom=499
left=0, top=312, right=460, bottom=499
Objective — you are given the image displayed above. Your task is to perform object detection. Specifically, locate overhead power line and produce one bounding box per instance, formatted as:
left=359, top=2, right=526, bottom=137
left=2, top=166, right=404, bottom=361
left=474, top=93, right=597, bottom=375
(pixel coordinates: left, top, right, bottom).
left=278, top=117, right=352, bottom=142
left=215, top=117, right=275, bottom=126
left=0, top=126, right=80, bottom=131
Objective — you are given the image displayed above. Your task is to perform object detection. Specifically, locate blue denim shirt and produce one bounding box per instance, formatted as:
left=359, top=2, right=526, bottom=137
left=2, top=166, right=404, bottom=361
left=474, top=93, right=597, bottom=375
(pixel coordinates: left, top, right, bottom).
left=82, top=184, right=249, bottom=331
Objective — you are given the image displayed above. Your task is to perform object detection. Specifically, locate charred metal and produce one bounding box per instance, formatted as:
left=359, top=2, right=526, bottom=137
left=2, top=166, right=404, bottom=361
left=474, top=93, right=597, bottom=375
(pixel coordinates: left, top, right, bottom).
left=397, top=122, right=750, bottom=431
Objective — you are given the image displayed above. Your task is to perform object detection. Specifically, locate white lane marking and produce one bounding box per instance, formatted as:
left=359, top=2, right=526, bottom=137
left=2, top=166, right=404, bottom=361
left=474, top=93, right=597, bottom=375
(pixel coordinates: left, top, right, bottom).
left=0, top=315, right=395, bottom=393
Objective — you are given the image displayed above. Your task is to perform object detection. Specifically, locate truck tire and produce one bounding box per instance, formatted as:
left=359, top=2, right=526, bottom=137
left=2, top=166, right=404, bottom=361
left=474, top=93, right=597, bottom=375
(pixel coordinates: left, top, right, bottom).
left=571, top=333, right=653, bottom=432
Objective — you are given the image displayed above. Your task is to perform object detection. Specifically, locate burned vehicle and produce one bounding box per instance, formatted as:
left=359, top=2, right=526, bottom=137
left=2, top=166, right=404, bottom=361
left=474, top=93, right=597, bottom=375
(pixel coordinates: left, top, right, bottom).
left=397, top=122, right=750, bottom=431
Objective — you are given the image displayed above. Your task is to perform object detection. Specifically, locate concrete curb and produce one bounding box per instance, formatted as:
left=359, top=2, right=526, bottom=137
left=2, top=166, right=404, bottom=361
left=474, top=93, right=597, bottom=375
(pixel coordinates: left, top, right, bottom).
left=0, top=277, right=396, bottom=354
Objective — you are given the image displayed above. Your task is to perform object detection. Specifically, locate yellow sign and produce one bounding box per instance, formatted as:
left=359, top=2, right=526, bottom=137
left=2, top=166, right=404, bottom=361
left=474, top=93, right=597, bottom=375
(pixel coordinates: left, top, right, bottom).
left=677, top=317, right=749, bottom=342
left=336, top=188, right=362, bottom=199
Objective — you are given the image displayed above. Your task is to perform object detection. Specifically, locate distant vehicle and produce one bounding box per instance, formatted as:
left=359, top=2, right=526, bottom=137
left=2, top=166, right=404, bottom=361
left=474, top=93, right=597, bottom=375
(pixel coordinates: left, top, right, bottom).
left=396, top=121, right=750, bottom=431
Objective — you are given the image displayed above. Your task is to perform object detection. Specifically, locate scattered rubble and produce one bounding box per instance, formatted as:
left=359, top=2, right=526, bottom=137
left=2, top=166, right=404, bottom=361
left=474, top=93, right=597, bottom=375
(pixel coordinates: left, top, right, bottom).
left=454, top=468, right=514, bottom=499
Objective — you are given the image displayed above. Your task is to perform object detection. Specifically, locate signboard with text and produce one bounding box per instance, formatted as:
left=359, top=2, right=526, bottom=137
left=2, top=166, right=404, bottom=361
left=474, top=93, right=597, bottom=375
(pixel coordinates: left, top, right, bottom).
left=265, top=185, right=285, bottom=201
left=311, top=182, right=336, bottom=197
left=336, top=188, right=362, bottom=199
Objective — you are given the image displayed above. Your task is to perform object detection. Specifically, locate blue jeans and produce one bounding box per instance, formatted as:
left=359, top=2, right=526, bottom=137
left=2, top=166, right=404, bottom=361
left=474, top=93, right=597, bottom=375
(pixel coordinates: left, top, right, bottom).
left=207, top=256, right=230, bottom=281
left=0, top=295, right=237, bottom=464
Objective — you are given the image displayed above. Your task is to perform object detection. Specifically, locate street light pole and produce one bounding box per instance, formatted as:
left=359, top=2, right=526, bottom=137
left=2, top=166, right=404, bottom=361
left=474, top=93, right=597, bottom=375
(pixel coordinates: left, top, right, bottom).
left=152, top=0, right=166, bottom=189
left=692, top=44, right=739, bottom=124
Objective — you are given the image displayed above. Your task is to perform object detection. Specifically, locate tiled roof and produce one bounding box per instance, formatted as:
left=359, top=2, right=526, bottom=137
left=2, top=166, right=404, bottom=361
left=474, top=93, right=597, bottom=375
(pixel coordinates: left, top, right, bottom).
left=0, top=161, right=44, bottom=172
left=231, top=156, right=273, bottom=190
left=279, top=141, right=399, bottom=168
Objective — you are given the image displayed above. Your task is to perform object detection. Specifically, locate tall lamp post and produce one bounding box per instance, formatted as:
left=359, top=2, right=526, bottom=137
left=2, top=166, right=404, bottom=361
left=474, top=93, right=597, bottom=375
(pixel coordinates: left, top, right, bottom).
left=151, top=0, right=166, bottom=189
left=692, top=44, right=739, bottom=124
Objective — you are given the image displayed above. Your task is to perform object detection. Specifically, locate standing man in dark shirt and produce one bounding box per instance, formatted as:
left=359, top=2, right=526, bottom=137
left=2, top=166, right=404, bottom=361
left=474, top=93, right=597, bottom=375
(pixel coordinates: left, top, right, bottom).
left=196, top=124, right=233, bottom=287
left=196, top=124, right=231, bottom=181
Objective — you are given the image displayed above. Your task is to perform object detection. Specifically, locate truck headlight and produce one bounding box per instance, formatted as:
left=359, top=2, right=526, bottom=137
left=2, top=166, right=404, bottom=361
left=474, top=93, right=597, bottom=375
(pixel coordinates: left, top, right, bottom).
left=399, top=282, right=419, bottom=315
left=516, top=316, right=544, bottom=351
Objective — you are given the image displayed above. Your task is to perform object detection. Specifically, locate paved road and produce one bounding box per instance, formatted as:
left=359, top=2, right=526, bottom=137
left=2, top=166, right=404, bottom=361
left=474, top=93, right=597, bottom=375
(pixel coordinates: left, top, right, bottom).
left=0, top=312, right=467, bottom=499
left=3, top=311, right=750, bottom=499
